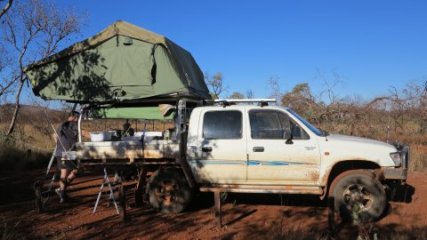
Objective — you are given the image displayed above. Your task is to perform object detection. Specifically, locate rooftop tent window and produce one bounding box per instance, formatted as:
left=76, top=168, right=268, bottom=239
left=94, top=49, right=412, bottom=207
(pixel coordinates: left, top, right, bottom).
left=150, top=44, right=159, bottom=85
left=123, top=36, right=133, bottom=46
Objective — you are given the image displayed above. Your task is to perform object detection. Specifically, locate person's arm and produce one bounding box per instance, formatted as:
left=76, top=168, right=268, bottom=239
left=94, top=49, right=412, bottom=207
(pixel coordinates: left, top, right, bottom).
left=70, top=122, right=79, bottom=142
left=53, top=123, right=65, bottom=144
left=81, top=129, right=90, bottom=140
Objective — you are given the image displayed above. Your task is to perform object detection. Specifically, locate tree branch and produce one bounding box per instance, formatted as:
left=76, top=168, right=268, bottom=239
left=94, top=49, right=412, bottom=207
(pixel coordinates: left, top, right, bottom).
left=0, top=75, right=19, bottom=97
left=0, top=0, right=13, bottom=19
left=3, top=0, right=81, bottom=136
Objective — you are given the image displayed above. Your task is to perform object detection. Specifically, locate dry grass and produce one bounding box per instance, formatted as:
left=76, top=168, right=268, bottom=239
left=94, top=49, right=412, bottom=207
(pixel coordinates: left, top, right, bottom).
left=0, top=139, right=51, bottom=171
left=318, top=119, right=427, bottom=172
left=409, top=144, right=427, bottom=171
left=0, top=105, right=426, bottom=172
left=352, top=225, right=427, bottom=240
left=0, top=218, right=26, bottom=240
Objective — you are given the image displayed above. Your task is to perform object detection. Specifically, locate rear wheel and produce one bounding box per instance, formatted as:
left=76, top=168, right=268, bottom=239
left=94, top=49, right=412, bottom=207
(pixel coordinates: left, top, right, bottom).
left=147, top=168, right=192, bottom=214
left=329, top=170, right=386, bottom=223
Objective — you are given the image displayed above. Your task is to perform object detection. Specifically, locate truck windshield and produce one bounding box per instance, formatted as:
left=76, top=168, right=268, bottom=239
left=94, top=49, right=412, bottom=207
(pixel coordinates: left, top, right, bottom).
left=287, top=109, right=324, bottom=136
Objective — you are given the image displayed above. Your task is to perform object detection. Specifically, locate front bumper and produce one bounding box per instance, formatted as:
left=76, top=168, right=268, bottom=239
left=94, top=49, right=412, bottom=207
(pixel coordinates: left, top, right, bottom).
left=384, top=145, right=409, bottom=181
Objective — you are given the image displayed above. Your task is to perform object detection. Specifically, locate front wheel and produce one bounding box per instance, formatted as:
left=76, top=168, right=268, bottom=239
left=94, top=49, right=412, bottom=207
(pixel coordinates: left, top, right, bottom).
left=329, top=170, right=386, bottom=223
left=147, top=168, right=192, bottom=214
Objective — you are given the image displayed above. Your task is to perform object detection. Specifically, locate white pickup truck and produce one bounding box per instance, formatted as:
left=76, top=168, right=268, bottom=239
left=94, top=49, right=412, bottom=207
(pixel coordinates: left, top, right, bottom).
left=143, top=99, right=408, bottom=223
left=72, top=99, right=408, bottom=223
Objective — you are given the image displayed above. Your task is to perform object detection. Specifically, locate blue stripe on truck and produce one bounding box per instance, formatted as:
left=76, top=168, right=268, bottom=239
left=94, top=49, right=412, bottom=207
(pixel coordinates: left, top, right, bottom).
left=189, top=160, right=308, bottom=166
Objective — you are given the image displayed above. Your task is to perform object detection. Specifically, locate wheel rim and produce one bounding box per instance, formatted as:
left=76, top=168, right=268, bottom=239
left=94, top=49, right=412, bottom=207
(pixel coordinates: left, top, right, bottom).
left=155, top=180, right=179, bottom=207
left=342, top=184, right=373, bottom=212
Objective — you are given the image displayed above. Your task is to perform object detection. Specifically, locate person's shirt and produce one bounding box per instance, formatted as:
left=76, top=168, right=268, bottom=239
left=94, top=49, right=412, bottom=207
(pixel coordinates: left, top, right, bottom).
left=55, top=121, right=78, bottom=157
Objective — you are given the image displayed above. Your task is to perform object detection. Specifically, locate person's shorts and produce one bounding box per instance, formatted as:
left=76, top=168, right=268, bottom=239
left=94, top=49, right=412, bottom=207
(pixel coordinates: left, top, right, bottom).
left=56, top=157, right=78, bottom=170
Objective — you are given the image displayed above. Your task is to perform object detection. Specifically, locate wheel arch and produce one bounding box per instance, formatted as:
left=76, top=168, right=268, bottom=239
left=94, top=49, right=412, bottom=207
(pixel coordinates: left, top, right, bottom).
left=320, top=160, right=381, bottom=200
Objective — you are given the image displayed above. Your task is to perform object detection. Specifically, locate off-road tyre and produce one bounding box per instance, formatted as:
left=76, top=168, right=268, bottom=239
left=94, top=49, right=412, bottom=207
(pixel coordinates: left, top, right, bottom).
left=329, top=170, right=386, bottom=223
left=147, top=168, right=192, bottom=214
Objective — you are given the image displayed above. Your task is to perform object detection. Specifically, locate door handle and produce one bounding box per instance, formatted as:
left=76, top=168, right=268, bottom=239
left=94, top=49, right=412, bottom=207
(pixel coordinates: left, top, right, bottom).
left=202, top=146, right=212, bottom=152
left=253, top=146, right=264, bottom=152
left=305, top=146, right=316, bottom=151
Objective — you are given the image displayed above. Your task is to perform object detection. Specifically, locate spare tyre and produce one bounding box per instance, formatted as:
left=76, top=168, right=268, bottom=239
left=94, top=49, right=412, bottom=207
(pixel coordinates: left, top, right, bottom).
left=147, top=168, right=192, bottom=214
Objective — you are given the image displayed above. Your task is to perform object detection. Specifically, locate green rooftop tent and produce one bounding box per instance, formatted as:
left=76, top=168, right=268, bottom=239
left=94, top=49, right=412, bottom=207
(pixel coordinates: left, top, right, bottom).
left=25, top=21, right=211, bottom=104
left=92, top=106, right=174, bottom=120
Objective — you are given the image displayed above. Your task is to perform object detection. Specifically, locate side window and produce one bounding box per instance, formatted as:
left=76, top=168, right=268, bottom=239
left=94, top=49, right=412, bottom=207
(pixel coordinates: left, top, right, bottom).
left=249, top=110, right=309, bottom=140
left=203, top=111, right=242, bottom=139
left=290, top=119, right=310, bottom=140
left=249, top=110, right=284, bottom=139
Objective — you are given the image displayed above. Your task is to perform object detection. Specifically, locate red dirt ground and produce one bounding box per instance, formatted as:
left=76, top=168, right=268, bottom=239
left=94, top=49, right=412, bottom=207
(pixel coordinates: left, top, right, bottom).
left=0, top=169, right=426, bottom=240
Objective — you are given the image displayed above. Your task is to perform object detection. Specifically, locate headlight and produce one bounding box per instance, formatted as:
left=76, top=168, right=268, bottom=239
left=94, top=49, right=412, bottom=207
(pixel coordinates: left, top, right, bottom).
left=390, top=152, right=402, bottom=167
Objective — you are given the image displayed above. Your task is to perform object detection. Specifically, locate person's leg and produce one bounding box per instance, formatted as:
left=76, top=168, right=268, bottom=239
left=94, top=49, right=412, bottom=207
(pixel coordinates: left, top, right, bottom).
left=59, top=168, right=69, bottom=190
left=56, top=160, right=78, bottom=203
left=62, top=160, right=79, bottom=199
left=56, top=168, right=68, bottom=203
left=67, top=169, right=78, bottom=184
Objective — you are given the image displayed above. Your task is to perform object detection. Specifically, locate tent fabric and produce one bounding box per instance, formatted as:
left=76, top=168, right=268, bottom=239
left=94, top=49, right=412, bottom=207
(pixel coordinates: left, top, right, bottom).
left=94, top=107, right=173, bottom=120
left=25, top=21, right=211, bottom=103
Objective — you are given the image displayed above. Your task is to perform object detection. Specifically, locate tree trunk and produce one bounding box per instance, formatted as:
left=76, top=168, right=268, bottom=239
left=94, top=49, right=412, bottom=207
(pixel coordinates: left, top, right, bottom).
left=6, top=79, right=24, bottom=136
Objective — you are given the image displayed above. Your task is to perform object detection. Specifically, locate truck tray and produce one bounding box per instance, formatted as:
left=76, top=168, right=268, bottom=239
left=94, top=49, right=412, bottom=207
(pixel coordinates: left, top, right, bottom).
left=75, top=139, right=179, bottom=163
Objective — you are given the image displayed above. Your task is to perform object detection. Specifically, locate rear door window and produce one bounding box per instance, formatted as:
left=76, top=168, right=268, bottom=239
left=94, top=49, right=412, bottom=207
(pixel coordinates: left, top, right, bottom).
left=203, top=111, right=242, bottom=139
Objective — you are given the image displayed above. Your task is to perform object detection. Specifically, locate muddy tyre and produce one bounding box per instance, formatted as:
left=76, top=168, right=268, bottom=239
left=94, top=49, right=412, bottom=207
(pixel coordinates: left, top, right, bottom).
left=329, top=170, right=386, bottom=223
left=147, top=168, right=192, bottom=214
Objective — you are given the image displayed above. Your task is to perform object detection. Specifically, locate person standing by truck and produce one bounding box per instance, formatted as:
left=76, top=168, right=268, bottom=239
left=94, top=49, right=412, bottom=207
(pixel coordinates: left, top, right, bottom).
left=54, top=111, right=80, bottom=203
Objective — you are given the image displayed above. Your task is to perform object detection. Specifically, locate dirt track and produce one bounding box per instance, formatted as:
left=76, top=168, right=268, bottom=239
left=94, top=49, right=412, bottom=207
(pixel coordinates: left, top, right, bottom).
left=0, top=169, right=426, bottom=240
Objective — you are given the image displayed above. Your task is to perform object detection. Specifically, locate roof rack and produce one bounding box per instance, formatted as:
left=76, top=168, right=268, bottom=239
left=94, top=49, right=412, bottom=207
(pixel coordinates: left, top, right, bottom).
left=214, top=98, right=276, bottom=107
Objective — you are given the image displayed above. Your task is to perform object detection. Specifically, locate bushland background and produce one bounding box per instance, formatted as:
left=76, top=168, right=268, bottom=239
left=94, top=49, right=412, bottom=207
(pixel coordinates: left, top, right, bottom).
left=1, top=79, right=427, bottom=239
left=1, top=79, right=426, bottom=172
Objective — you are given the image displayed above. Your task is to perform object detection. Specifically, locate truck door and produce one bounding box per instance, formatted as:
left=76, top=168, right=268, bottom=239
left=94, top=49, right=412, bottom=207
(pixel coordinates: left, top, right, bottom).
left=187, top=109, right=247, bottom=184
left=246, top=109, right=320, bottom=185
